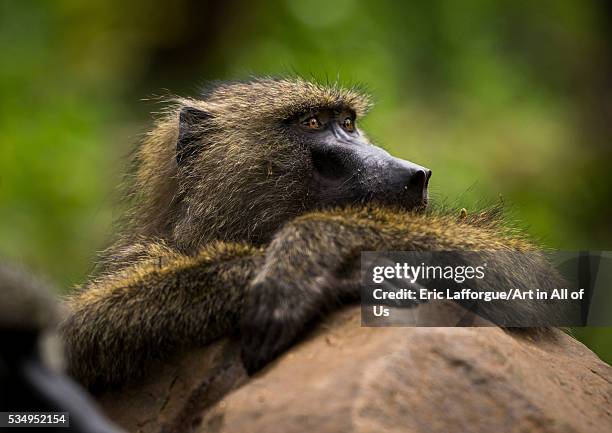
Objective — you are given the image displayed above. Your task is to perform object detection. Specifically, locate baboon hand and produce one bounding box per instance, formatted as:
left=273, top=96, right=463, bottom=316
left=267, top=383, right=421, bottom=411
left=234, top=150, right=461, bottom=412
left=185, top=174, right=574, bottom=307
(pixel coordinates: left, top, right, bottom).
left=240, top=274, right=318, bottom=375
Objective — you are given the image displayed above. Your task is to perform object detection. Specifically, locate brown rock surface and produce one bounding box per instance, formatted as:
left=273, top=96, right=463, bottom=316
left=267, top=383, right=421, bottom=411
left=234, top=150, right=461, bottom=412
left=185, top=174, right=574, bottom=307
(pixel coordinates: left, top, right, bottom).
left=98, top=304, right=612, bottom=433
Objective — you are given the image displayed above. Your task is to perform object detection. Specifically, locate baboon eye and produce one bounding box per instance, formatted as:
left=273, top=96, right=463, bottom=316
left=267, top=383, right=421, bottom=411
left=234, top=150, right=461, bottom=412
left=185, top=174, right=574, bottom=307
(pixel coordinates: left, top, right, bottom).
left=342, top=117, right=355, bottom=132
left=303, top=116, right=321, bottom=130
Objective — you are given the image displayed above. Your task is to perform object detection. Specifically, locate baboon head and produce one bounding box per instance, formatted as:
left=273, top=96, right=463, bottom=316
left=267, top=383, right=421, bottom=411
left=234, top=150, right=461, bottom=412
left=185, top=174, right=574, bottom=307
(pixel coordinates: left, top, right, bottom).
left=132, top=78, right=431, bottom=251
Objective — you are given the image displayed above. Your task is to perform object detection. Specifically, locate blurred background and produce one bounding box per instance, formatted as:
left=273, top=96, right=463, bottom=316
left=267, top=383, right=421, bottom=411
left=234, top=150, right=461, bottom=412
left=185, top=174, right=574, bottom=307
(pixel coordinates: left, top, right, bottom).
left=1, top=0, right=610, bottom=361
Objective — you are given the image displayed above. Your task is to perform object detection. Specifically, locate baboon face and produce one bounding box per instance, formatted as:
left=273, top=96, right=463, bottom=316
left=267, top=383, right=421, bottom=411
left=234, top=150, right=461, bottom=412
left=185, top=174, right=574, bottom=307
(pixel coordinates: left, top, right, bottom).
left=167, top=78, right=431, bottom=247
left=289, top=108, right=431, bottom=211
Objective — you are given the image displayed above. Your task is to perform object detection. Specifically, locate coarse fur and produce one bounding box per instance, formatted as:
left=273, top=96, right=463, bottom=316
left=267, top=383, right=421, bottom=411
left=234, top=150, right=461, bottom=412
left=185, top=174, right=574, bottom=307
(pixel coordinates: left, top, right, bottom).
left=60, top=77, right=565, bottom=390
left=106, top=78, right=371, bottom=267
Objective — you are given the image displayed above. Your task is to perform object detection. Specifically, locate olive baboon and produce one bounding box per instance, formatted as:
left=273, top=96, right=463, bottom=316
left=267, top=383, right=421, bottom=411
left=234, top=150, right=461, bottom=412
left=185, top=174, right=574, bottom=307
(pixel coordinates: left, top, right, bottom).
left=60, top=78, right=563, bottom=389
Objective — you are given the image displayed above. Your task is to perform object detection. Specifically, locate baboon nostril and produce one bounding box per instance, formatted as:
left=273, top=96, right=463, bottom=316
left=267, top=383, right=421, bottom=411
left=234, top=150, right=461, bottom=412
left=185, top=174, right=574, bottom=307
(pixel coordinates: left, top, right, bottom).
left=409, top=170, right=427, bottom=191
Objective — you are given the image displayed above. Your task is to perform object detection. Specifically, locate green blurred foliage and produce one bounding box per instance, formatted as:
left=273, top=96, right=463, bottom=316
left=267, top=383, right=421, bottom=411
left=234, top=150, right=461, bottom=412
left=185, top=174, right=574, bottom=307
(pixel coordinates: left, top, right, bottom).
left=0, top=0, right=610, bottom=362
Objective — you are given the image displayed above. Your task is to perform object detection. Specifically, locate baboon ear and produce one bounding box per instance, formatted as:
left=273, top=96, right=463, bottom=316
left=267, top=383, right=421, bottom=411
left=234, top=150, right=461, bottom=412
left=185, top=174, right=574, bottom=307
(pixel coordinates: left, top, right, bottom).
left=177, top=106, right=212, bottom=166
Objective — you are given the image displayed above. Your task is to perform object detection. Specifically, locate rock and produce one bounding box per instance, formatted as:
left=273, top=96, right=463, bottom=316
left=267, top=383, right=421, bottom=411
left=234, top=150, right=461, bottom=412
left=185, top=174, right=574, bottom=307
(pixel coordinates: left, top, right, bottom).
left=98, top=304, right=612, bottom=433
left=97, top=341, right=248, bottom=433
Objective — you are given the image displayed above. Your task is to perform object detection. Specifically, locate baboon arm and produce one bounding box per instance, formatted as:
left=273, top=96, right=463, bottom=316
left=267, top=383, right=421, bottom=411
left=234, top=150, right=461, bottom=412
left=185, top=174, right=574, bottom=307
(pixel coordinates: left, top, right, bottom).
left=60, top=242, right=262, bottom=389
left=240, top=208, right=560, bottom=373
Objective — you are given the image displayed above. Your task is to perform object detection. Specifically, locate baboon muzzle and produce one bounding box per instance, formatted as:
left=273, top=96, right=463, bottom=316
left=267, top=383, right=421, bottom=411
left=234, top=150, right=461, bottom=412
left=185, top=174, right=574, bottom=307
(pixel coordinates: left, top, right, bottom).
left=310, top=132, right=431, bottom=210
